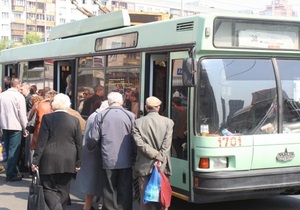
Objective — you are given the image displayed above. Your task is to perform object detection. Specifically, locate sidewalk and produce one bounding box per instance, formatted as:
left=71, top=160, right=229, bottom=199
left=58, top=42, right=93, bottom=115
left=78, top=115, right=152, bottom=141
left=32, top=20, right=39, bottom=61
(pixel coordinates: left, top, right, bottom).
left=0, top=163, right=86, bottom=210
left=0, top=163, right=139, bottom=210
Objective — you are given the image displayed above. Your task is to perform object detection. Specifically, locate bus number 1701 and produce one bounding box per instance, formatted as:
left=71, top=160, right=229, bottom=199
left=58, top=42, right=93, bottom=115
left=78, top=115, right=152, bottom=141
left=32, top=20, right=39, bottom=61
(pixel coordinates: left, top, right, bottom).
left=218, top=136, right=241, bottom=147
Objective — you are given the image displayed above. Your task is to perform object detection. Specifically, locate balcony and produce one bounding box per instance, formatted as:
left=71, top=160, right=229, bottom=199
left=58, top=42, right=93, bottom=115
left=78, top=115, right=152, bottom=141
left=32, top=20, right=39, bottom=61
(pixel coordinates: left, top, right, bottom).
left=11, top=18, right=25, bottom=23
left=12, top=5, right=24, bottom=12
left=11, top=29, right=25, bottom=36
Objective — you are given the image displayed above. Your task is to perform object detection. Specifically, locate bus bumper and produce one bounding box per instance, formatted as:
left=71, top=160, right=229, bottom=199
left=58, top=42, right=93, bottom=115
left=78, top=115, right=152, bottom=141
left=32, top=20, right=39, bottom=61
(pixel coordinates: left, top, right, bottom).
left=193, top=167, right=300, bottom=203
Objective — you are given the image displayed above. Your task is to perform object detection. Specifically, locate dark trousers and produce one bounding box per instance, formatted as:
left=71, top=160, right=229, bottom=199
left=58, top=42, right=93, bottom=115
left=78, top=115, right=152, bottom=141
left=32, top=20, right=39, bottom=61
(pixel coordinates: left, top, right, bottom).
left=18, top=136, right=26, bottom=170
left=2, top=130, right=22, bottom=178
left=172, top=137, right=186, bottom=159
left=102, top=168, right=132, bottom=210
left=41, top=173, right=73, bottom=210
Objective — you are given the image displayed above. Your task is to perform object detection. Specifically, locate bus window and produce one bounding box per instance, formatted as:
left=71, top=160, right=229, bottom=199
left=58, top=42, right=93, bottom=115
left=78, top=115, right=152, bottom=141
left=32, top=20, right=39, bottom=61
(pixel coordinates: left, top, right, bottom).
left=278, top=60, right=300, bottom=132
left=77, top=56, right=105, bottom=116
left=105, top=53, right=140, bottom=118
left=106, top=67, right=140, bottom=118
left=197, top=58, right=277, bottom=136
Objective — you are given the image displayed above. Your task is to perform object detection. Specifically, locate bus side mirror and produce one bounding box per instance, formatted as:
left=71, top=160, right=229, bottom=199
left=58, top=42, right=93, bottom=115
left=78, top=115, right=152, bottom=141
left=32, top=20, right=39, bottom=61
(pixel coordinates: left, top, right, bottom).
left=182, top=58, right=197, bottom=87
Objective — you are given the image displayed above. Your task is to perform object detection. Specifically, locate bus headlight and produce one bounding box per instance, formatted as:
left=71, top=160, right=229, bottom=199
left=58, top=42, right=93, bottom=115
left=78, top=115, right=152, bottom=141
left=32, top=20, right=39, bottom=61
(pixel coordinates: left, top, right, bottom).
left=212, top=157, right=228, bottom=169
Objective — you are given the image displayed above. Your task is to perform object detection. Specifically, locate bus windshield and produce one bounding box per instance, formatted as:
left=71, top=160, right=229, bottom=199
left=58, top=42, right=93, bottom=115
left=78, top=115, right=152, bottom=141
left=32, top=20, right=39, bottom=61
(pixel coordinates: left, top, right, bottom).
left=196, top=58, right=300, bottom=136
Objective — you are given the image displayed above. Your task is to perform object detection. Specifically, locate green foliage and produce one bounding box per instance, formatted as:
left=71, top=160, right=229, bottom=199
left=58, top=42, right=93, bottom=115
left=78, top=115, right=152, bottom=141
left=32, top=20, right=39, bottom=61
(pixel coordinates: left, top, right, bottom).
left=0, top=40, right=8, bottom=50
left=22, top=32, right=42, bottom=45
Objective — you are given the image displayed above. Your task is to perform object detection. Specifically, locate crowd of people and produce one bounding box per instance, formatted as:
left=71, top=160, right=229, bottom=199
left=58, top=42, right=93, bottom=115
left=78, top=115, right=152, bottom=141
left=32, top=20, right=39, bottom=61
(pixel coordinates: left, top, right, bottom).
left=0, top=77, right=175, bottom=210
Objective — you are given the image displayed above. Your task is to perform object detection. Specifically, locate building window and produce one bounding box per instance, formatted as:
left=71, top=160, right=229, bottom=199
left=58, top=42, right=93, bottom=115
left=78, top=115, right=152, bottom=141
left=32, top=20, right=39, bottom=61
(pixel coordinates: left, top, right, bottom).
left=1, top=24, right=9, bottom=31
left=28, top=2, right=35, bottom=7
left=1, top=36, right=9, bottom=41
left=60, top=18, right=66, bottom=24
left=2, top=12, right=9, bottom=19
left=16, top=0, right=25, bottom=6
left=2, top=0, right=9, bottom=6
left=14, top=13, right=22, bottom=19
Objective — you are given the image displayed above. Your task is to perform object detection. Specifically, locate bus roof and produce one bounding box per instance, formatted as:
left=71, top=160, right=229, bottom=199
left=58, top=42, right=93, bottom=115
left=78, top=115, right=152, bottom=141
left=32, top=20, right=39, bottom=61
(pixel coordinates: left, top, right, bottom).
left=48, top=10, right=131, bottom=40
left=2, top=12, right=300, bottom=64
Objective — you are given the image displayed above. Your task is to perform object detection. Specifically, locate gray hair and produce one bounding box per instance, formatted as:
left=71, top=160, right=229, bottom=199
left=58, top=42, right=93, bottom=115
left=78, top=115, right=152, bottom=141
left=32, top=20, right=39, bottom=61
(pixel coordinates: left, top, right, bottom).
left=108, top=92, right=123, bottom=105
left=84, top=87, right=94, bottom=95
left=51, top=93, right=71, bottom=111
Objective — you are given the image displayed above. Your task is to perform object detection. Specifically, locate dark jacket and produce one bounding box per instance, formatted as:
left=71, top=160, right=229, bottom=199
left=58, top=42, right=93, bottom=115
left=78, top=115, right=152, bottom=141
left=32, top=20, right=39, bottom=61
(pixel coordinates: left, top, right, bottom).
left=32, top=111, right=82, bottom=175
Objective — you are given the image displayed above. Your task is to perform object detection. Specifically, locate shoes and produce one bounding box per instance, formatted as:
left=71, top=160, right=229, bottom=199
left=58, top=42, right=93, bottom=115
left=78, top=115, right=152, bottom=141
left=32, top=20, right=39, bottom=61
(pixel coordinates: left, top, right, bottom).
left=6, top=174, right=23, bottom=182
left=0, top=165, right=5, bottom=173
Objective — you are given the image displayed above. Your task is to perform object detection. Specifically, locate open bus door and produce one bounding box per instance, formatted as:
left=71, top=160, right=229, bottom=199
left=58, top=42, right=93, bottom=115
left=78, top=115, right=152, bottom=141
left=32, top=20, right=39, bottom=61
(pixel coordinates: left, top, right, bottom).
left=53, top=60, right=76, bottom=109
left=3, top=64, right=18, bottom=90
left=144, top=52, right=191, bottom=201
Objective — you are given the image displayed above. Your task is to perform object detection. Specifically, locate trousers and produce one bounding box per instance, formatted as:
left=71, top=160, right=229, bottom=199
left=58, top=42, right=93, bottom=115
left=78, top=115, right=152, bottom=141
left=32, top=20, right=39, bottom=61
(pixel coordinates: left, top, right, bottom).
left=2, top=130, right=22, bottom=178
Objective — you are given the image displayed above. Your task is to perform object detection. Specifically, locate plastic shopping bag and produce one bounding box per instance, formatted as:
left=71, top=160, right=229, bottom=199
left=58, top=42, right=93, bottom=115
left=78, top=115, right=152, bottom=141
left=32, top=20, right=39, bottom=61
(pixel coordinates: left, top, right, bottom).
left=159, top=169, right=172, bottom=208
left=143, top=166, right=161, bottom=204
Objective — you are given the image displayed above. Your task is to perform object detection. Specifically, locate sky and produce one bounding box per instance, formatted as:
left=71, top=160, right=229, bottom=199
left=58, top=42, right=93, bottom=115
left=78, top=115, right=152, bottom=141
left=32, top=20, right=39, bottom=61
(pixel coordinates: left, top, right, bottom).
left=199, top=0, right=300, bottom=13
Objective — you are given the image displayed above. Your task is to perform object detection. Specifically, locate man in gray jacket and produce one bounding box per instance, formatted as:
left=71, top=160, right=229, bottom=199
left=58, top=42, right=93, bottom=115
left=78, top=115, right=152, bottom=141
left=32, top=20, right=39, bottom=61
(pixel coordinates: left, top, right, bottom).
left=89, top=92, right=135, bottom=210
left=0, top=78, right=28, bottom=181
left=132, top=96, right=174, bottom=210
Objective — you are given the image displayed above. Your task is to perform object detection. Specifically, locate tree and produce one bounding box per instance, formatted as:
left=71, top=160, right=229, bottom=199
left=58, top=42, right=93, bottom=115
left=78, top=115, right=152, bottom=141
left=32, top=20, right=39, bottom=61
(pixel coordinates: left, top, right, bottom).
left=0, top=39, right=8, bottom=50
left=22, top=32, right=42, bottom=45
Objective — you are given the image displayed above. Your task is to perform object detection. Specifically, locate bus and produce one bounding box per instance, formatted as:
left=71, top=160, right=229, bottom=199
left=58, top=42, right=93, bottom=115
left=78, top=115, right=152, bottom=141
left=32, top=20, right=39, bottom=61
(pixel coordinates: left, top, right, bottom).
left=1, top=10, right=300, bottom=203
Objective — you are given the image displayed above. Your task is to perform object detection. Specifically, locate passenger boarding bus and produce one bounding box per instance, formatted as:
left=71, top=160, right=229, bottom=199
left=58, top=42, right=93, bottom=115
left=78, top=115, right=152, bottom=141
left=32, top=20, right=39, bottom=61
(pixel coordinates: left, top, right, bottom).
left=1, top=10, right=300, bottom=203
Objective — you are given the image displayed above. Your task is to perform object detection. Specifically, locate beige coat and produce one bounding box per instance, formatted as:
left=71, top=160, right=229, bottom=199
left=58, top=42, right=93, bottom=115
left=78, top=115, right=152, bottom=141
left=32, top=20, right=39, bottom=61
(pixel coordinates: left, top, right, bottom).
left=132, top=110, right=174, bottom=176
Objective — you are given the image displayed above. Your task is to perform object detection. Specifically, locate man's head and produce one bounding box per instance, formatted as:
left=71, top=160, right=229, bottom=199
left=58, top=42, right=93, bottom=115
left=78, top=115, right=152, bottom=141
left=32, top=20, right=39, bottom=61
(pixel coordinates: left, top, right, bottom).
left=21, top=82, right=31, bottom=97
left=4, top=76, right=10, bottom=84
left=11, top=78, right=21, bottom=91
left=94, top=85, right=105, bottom=97
left=172, top=97, right=182, bottom=107
left=30, top=85, right=37, bottom=94
left=83, top=87, right=94, bottom=99
left=145, top=96, right=161, bottom=111
left=108, top=92, right=123, bottom=106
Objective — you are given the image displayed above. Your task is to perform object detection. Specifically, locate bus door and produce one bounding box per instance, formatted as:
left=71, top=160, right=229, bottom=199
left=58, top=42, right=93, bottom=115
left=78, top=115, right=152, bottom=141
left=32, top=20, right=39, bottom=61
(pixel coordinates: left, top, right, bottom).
left=3, top=64, right=18, bottom=90
left=143, top=54, right=168, bottom=115
left=5, top=64, right=18, bottom=78
left=54, top=60, right=76, bottom=108
left=144, top=52, right=190, bottom=201
left=168, top=51, right=190, bottom=201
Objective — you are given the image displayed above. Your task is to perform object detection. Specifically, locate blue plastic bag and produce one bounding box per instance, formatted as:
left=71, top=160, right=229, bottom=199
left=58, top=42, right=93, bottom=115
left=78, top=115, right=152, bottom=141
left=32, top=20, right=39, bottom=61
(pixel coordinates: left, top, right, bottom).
left=143, top=166, right=161, bottom=204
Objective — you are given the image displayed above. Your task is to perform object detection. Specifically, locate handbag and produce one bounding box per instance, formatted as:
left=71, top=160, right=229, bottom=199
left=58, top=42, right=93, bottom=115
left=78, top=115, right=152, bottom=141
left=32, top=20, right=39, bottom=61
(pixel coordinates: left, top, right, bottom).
left=27, top=170, right=45, bottom=210
left=26, top=109, right=37, bottom=134
left=159, top=168, right=172, bottom=208
left=0, top=141, right=7, bottom=162
left=143, top=165, right=161, bottom=204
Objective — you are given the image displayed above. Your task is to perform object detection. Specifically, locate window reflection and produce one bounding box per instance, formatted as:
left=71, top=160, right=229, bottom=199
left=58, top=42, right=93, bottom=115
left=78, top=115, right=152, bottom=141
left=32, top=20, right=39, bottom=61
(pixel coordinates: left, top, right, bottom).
left=197, top=59, right=277, bottom=136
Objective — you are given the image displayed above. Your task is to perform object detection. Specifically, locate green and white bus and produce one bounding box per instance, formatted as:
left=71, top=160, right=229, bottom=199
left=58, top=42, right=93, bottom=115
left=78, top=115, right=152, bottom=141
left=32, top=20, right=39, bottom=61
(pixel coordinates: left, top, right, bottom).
left=1, top=10, right=300, bottom=203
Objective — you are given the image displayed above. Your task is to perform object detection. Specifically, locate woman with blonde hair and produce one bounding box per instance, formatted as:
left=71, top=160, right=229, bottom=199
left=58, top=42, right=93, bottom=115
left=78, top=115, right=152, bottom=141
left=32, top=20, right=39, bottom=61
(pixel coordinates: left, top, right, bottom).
left=30, top=90, right=57, bottom=151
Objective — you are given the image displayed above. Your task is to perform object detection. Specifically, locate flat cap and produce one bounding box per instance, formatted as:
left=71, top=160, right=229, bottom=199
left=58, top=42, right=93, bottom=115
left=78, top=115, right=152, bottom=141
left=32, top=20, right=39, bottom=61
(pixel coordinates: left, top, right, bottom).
left=146, top=96, right=162, bottom=107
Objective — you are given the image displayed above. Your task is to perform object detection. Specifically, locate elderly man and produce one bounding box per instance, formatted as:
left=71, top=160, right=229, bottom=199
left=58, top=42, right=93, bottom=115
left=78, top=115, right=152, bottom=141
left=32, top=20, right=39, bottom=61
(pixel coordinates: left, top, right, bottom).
left=89, top=92, right=135, bottom=210
left=132, top=96, right=174, bottom=210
